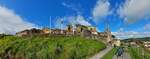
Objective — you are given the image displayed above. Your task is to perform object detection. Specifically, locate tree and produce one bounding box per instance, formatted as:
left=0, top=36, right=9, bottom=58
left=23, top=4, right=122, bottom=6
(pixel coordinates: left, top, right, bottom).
left=112, top=35, right=116, bottom=38
left=67, top=24, right=73, bottom=32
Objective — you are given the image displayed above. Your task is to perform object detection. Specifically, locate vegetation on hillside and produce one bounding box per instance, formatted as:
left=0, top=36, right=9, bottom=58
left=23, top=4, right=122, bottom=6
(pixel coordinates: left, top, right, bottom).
left=0, top=35, right=106, bottom=59
left=101, top=48, right=117, bottom=59
left=123, top=37, right=150, bottom=42
left=128, top=47, right=150, bottom=59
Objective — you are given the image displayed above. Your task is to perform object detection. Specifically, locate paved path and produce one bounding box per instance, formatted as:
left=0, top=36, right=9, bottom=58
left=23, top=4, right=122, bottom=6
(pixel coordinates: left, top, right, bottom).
left=90, top=46, right=113, bottom=59
left=113, top=52, right=131, bottom=59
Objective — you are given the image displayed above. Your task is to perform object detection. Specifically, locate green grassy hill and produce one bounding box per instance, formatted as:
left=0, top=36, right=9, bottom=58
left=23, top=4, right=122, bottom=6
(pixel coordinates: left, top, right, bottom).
left=0, top=35, right=106, bottom=59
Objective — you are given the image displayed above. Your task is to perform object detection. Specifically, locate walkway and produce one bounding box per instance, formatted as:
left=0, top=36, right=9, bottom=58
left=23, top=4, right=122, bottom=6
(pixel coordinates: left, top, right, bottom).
left=90, top=46, right=113, bottom=59
left=113, top=52, right=131, bottom=59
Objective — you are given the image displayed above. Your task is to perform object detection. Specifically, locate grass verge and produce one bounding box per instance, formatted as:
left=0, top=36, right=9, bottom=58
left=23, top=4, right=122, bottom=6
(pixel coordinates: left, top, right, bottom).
left=101, top=48, right=117, bottom=59
left=128, top=46, right=150, bottom=59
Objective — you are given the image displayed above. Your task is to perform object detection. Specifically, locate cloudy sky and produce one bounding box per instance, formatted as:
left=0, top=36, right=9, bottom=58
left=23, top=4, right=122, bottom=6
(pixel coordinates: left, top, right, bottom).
left=0, top=0, right=150, bottom=39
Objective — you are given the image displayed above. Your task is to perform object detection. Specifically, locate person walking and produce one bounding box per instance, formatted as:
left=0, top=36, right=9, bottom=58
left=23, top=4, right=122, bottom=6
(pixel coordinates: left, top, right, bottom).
left=115, top=47, right=124, bottom=59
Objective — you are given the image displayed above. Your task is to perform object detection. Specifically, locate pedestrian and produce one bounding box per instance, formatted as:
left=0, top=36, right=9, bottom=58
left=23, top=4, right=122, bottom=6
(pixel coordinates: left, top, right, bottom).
left=115, top=47, right=124, bottom=58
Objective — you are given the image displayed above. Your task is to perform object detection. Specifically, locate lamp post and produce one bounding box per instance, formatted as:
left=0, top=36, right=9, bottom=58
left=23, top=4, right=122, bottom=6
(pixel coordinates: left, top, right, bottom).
left=60, top=19, right=64, bottom=34
left=49, top=16, right=52, bottom=35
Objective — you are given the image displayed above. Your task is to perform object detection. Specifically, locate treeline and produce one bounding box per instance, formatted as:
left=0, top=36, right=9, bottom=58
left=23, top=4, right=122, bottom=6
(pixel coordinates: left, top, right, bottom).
left=122, top=37, right=150, bottom=42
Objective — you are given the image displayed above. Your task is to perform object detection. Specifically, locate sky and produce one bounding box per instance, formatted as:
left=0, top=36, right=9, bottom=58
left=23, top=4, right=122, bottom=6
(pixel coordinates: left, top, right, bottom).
left=0, top=0, right=150, bottom=39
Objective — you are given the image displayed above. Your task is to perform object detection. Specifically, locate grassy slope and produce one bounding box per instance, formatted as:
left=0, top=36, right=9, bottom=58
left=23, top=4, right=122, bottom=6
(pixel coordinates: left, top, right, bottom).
left=128, top=47, right=150, bottom=59
left=0, top=36, right=106, bottom=59
left=101, top=48, right=117, bottom=59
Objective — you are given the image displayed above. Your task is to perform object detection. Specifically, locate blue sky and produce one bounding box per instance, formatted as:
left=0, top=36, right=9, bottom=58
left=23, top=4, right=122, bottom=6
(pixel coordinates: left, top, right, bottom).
left=0, top=0, right=150, bottom=39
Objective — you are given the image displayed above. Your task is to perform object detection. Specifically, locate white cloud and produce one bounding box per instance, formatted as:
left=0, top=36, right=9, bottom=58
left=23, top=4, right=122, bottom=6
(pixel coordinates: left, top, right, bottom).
left=118, top=0, right=150, bottom=23
left=0, top=6, right=35, bottom=34
left=65, top=15, right=91, bottom=26
left=92, top=0, right=110, bottom=20
left=143, top=23, right=150, bottom=30
left=54, top=15, right=91, bottom=29
left=112, top=31, right=150, bottom=39
left=62, top=2, right=91, bottom=26
left=54, top=17, right=67, bottom=29
left=76, top=15, right=91, bottom=26
left=62, top=2, right=81, bottom=14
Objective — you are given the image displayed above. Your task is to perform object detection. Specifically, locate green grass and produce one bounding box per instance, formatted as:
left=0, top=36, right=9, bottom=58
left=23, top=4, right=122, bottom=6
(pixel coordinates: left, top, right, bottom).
left=128, top=46, right=150, bottom=59
left=0, top=35, right=106, bottom=59
left=101, top=48, right=117, bottom=59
